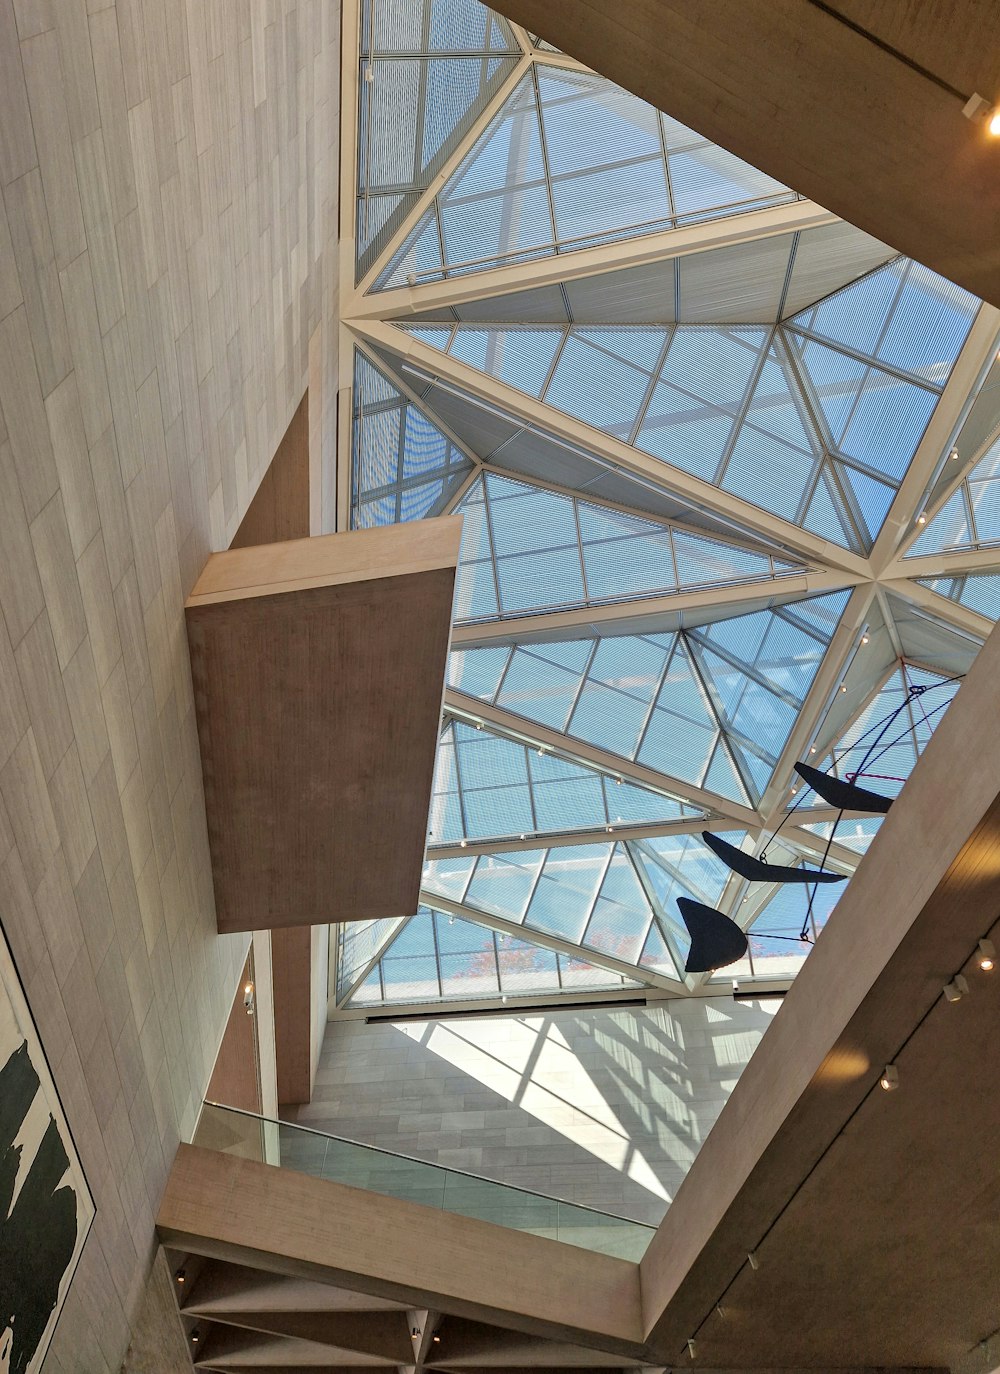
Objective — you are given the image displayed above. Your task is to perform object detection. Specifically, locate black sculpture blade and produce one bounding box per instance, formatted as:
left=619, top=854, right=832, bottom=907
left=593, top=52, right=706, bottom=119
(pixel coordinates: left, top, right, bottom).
left=793, top=761, right=893, bottom=814
left=678, top=897, right=749, bottom=974
left=702, top=831, right=846, bottom=885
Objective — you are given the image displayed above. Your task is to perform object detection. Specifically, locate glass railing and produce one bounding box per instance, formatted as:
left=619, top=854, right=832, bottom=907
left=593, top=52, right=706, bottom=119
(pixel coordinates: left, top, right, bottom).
left=195, top=1101, right=655, bottom=1260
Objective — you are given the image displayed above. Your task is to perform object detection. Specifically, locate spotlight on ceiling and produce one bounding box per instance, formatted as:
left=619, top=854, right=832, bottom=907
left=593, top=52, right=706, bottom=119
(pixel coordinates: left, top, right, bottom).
left=943, top=974, right=969, bottom=1003
left=879, top=1064, right=899, bottom=1091
left=978, top=938, right=996, bottom=971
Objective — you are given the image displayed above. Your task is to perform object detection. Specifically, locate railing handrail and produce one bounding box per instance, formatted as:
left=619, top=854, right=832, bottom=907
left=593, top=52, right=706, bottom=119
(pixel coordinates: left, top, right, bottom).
left=201, top=1099, right=656, bottom=1230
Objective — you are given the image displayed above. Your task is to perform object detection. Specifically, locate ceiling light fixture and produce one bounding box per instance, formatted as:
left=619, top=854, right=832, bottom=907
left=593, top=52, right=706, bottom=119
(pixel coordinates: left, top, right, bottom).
left=244, top=981, right=255, bottom=1016
left=861, top=632, right=869, bottom=644
left=175, top=1269, right=186, bottom=1284
left=978, top=938, right=996, bottom=971
left=459, top=839, right=467, bottom=848
left=879, top=1064, right=899, bottom=1091
left=687, top=1338, right=697, bottom=1360
left=191, top=1329, right=200, bottom=1344
left=943, top=973, right=969, bottom=1003
left=949, top=447, right=960, bottom=461
left=917, top=512, right=927, bottom=525
left=747, top=1249, right=759, bottom=1270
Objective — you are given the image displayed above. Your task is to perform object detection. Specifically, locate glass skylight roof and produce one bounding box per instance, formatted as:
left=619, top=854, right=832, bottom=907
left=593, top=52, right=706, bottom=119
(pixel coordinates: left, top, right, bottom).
left=430, top=718, right=701, bottom=846
left=333, top=0, right=1000, bottom=1015
left=345, top=906, right=639, bottom=1006
left=393, top=259, right=979, bottom=551
left=371, top=64, right=798, bottom=291
left=451, top=469, right=802, bottom=621
left=447, top=592, right=849, bottom=805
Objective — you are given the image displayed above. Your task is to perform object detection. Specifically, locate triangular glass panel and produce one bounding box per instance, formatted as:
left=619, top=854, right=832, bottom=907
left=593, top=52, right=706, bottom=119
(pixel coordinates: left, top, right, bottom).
left=351, top=351, right=473, bottom=527
left=337, top=917, right=408, bottom=1002
left=357, top=0, right=521, bottom=278
left=639, top=920, right=678, bottom=979
left=428, top=718, right=701, bottom=846
left=347, top=905, right=643, bottom=1007
left=802, top=463, right=861, bottom=550
left=915, top=572, right=1000, bottom=621
left=684, top=591, right=847, bottom=799
left=660, top=114, right=792, bottom=220
left=450, top=470, right=801, bottom=623
left=370, top=64, right=795, bottom=292
left=581, top=846, right=656, bottom=964
left=787, top=258, right=979, bottom=387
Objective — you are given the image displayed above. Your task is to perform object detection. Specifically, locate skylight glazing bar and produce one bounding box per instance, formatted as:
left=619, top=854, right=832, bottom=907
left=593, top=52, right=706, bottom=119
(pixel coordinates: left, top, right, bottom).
left=625, top=841, right=687, bottom=979
left=684, top=635, right=760, bottom=802
left=419, top=892, right=682, bottom=991
left=445, top=690, right=763, bottom=824
left=346, top=201, right=839, bottom=319
left=626, top=328, right=675, bottom=447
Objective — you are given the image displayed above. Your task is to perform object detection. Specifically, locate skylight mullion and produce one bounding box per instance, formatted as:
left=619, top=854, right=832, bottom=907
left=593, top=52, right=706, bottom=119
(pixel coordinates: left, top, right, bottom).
left=523, top=738, right=541, bottom=834
left=385, top=387, right=405, bottom=521
left=783, top=323, right=942, bottom=394
left=572, top=494, right=591, bottom=603
left=480, top=466, right=505, bottom=617
left=685, top=627, right=801, bottom=711
left=626, top=326, right=675, bottom=446
left=683, top=633, right=761, bottom=802
left=714, top=325, right=780, bottom=486
left=563, top=639, right=602, bottom=733
left=631, top=635, right=682, bottom=760
left=655, top=111, right=677, bottom=222
left=627, top=840, right=686, bottom=979
left=537, top=326, right=571, bottom=403
left=451, top=724, right=474, bottom=843
left=529, top=64, right=561, bottom=256
left=578, top=844, right=619, bottom=949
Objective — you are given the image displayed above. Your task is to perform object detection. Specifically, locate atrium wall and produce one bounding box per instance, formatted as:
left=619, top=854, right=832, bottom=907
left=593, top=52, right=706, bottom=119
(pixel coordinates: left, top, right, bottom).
left=294, top=1001, right=778, bottom=1224
left=0, top=2, right=341, bottom=1369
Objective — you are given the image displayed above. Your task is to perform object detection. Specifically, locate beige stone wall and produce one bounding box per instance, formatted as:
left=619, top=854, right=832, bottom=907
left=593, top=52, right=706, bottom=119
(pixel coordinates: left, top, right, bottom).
left=294, top=1000, right=778, bottom=1226
left=0, top=0, right=340, bottom=1368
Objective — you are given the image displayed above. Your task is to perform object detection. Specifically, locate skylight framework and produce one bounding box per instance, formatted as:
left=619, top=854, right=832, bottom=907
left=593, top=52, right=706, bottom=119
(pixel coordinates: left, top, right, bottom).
left=331, top=0, right=1000, bottom=1018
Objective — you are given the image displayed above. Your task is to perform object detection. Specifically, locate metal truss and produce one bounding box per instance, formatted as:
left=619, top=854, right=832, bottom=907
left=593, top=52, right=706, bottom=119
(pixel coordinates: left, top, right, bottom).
left=333, top=2, right=1000, bottom=1012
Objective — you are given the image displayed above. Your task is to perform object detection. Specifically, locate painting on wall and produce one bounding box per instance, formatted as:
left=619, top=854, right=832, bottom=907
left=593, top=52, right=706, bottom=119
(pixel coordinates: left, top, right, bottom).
left=0, top=926, right=95, bottom=1374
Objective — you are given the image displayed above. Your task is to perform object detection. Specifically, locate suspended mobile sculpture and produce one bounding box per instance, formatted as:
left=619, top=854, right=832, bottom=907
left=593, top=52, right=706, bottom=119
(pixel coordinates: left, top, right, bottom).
left=679, top=670, right=961, bottom=974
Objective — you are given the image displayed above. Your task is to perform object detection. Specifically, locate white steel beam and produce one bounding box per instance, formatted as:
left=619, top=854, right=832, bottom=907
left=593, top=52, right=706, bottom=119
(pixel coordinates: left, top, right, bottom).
left=870, top=305, right=1000, bottom=573
left=346, top=201, right=838, bottom=321
left=780, top=824, right=866, bottom=873
left=328, top=983, right=680, bottom=1021
left=450, top=570, right=864, bottom=647
left=418, top=891, right=684, bottom=991
left=882, top=546, right=1000, bottom=580
left=426, top=817, right=743, bottom=859
left=353, top=54, right=534, bottom=298
left=352, top=319, right=873, bottom=574
left=445, top=690, right=763, bottom=826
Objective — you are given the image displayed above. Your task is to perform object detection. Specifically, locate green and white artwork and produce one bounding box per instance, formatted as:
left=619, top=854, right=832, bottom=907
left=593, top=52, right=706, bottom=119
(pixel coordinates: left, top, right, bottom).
left=0, top=927, right=94, bottom=1373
